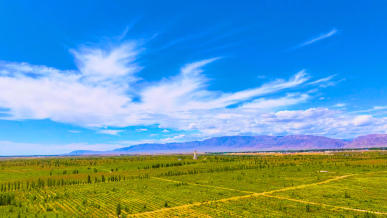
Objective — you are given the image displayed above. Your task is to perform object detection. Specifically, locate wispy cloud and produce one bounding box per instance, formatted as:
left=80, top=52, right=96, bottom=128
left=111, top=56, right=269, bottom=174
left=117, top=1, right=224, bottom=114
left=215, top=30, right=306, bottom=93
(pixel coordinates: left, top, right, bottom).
left=0, top=38, right=385, bottom=141
left=68, top=130, right=81, bottom=134
left=98, top=129, right=124, bottom=135
left=153, top=24, right=232, bottom=52
left=296, top=28, right=338, bottom=48
left=352, top=105, right=387, bottom=114
left=154, top=30, right=212, bottom=52
left=117, top=17, right=142, bottom=41
left=0, top=52, right=320, bottom=131
left=308, top=74, right=336, bottom=85
left=373, top=106, right=387, bottom=110
left=308, top=74, right=343, bottom=88
left=70, top=42, right=141, bottom=84
left=334, top=103, right=346, bottom=108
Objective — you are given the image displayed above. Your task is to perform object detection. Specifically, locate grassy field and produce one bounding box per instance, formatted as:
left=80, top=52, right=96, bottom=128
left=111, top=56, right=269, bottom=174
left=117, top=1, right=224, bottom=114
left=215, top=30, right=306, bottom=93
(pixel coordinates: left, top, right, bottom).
left=0, top=151, right=386, bottom=217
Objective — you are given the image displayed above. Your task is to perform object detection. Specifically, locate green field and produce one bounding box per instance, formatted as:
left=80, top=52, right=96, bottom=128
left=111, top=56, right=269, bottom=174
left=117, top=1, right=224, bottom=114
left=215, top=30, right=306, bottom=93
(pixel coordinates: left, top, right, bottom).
left=0, top=151, right=386, bottom=217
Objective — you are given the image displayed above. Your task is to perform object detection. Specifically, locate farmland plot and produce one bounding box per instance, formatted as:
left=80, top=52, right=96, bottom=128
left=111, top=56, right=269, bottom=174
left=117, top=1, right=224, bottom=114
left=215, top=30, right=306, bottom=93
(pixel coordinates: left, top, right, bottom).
left=0, top=151, right=385, bottom=217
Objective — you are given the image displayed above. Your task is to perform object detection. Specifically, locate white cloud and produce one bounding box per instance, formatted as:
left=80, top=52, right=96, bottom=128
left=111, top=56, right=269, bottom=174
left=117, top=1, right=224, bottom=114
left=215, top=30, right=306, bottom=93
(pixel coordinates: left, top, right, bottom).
left=98, top=129, right=124, bottom=135
left=373, top=106, right=387, bottom=110
left=297, top=28, right=338, bottom=48
left=70, top=42, right=141, bottom=88
left=160, top=134, right=186, bottom=143
left=352, top=115, right=373, bottom=126
left=352, top=106, right=387, bottom=114
left=307, top=74, right=338, bottom=87
left=334, top=103, right=346, bottom=108
left=136, top=128, right=148, bottom=132
left=0, top=40, right=385, bottom=142
left=68, top=130, right=81, bottom=133
left=240, top=94, right=309, bottom=110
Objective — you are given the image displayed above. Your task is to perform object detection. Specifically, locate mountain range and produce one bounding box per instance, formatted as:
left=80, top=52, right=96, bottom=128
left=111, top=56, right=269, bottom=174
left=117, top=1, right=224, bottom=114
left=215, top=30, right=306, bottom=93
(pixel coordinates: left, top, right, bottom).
left=68, top=134, right=387, bottom=155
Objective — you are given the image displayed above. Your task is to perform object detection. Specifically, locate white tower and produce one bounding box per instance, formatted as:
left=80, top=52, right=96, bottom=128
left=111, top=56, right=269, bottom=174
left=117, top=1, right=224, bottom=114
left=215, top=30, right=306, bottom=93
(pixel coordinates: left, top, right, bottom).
left=193, top=150, right=198, bottom=160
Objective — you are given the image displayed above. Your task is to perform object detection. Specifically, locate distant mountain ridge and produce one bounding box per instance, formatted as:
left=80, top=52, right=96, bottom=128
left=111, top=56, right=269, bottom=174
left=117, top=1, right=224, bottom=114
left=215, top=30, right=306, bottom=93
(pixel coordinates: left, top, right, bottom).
left=68, top=134, right=387, bottom=155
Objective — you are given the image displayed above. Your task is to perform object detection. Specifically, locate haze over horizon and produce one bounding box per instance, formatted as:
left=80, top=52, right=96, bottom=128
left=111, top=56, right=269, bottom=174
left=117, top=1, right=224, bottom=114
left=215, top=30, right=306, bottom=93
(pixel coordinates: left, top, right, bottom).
left=0, top=1, right=387, bottom=155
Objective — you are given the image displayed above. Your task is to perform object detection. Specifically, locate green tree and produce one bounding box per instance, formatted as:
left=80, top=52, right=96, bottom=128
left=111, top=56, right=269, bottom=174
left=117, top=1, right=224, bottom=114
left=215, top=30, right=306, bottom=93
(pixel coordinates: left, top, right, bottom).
left=116, top=203, right=121, bottom=216
left=305, top=204, right=311, bottom=212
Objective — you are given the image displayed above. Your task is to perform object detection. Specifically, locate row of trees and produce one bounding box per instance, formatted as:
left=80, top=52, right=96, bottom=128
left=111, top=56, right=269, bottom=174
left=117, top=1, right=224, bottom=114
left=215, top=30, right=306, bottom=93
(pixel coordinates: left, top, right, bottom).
left=0, top=193, right=15, bottom=206
left=140, top=161, right=196, bottom=169
left=0, top=174, right=130, bottom=192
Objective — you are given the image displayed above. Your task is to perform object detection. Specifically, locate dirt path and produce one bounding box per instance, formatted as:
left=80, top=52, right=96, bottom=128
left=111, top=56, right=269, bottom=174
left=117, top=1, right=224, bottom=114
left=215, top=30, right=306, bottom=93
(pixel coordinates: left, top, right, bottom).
left=263, top=194, right=387, bottom=215
left=130, top=174, right=365, bottom=217
left=151, top=176, right=254, bottom=194
left=264, top=174, right=354, bottom=194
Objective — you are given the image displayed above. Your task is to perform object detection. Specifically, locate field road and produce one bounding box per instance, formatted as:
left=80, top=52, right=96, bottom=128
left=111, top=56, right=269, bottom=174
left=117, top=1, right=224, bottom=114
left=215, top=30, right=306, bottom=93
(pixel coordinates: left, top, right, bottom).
left=129, top=172, right=386, bottom=217
left=262, top=194, right=387, bottom=215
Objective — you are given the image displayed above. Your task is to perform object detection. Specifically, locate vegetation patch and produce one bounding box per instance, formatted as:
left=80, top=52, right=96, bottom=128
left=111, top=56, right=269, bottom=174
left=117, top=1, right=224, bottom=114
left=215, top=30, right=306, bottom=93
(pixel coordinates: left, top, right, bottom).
left=0, top=151, right=385, bottom=217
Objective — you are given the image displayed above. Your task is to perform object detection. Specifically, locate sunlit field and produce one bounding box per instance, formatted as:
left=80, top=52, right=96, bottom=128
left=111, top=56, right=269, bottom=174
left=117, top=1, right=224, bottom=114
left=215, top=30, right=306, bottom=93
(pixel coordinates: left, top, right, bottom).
left=0, top=151, right=386, bottom=217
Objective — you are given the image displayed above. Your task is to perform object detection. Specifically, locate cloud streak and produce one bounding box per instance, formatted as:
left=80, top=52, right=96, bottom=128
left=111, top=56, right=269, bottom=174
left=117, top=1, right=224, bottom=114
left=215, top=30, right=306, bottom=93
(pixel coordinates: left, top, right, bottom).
left=297, top=28, right=338, bottom=48
left=98, top=129, right=124, bottom=135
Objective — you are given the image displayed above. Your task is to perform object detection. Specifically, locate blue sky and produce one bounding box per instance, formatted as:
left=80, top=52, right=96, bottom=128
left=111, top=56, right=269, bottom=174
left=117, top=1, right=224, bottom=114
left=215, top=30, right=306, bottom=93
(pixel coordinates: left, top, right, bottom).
left=0, top=1, right=386, bottom=155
